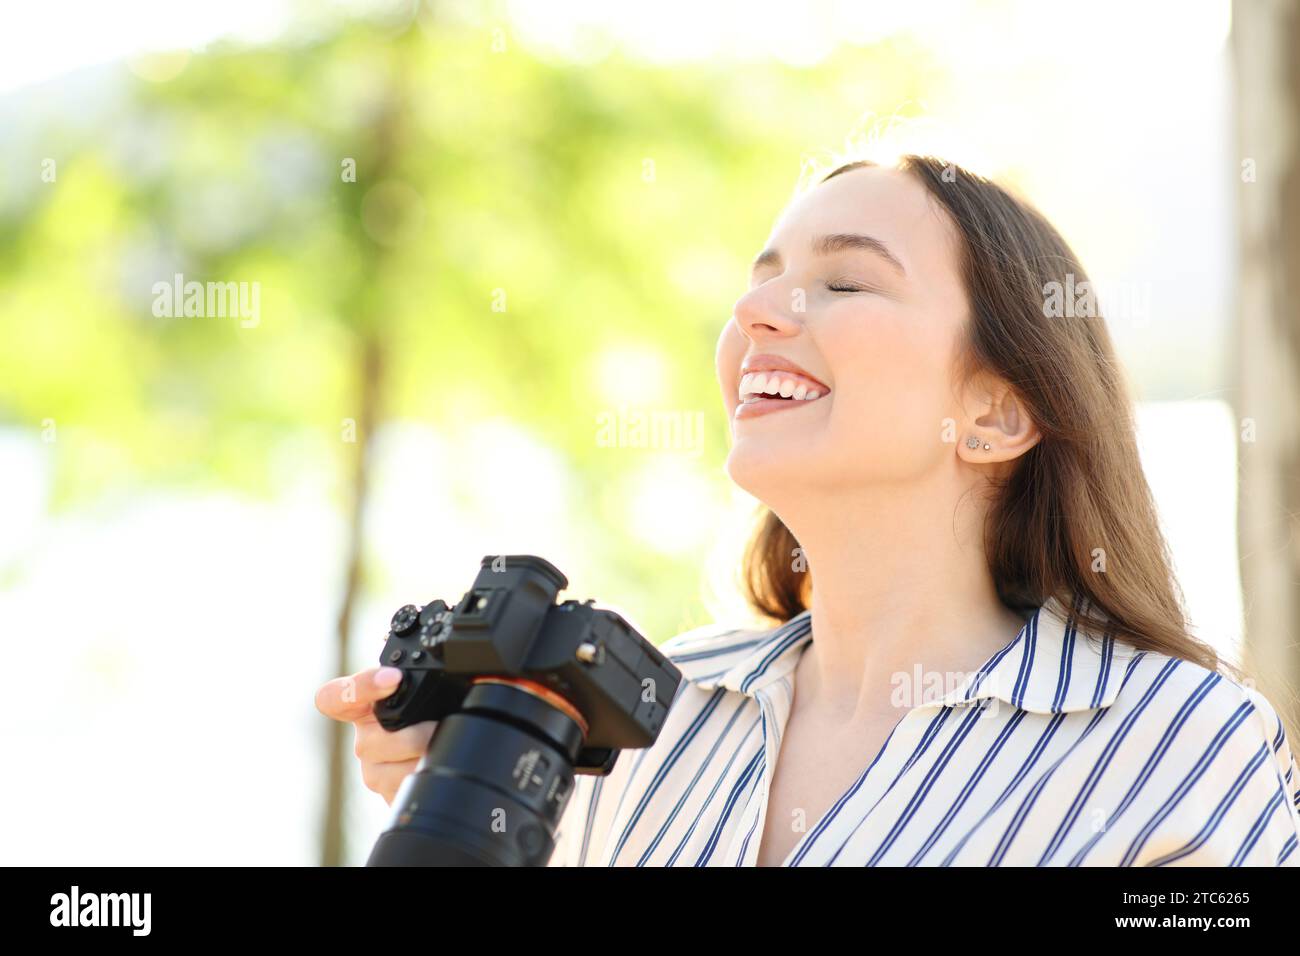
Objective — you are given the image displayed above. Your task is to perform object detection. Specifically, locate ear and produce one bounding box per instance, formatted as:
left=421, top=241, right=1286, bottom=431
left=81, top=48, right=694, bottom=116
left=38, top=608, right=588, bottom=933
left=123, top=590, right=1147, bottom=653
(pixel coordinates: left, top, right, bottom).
left=956, top=378, right=1041, bottom=465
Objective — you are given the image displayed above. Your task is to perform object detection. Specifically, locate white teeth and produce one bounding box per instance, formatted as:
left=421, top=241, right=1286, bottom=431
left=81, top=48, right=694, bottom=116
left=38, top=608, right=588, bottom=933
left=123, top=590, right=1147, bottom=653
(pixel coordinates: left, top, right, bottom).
left=737, top=369, right=830, bottom=403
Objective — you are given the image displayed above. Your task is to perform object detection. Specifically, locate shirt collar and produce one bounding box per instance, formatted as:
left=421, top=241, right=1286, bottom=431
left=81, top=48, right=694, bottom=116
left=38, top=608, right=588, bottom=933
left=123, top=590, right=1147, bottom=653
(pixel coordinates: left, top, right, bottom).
left=682, top=594, right=1140, bottom=714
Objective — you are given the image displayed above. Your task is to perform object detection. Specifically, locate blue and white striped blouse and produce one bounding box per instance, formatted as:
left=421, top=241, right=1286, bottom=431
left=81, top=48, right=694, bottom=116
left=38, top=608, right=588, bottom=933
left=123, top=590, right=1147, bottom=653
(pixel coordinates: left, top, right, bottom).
left=549, top=594, right=1300, bottom=866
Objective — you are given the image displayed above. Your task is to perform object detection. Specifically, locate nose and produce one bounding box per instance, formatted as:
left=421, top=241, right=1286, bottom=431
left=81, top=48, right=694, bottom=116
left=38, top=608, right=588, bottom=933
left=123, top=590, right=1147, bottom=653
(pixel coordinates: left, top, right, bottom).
left=733, top=282, right=802, bottom=341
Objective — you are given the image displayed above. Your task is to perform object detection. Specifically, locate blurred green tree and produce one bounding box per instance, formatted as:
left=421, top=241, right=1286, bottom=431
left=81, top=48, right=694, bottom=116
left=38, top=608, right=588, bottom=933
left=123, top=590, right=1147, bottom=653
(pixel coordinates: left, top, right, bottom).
left=0, top=3, right=932, bottom=863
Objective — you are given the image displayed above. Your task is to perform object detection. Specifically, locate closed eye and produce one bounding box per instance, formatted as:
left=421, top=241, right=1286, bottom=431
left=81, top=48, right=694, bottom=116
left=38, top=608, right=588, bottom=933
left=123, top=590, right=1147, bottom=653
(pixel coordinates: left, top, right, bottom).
left=826, top=282, right=870, bottom=293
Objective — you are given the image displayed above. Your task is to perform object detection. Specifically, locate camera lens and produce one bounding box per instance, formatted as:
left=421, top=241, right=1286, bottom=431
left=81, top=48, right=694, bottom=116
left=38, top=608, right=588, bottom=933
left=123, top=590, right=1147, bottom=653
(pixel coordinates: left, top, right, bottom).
left=367, top=681, right=584, bottom=867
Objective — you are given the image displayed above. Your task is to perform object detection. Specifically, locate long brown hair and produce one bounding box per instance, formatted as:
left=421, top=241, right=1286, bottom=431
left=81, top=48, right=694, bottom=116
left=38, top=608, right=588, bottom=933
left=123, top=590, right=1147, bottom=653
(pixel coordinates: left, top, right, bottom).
left=740, top=154, right=1298, bottom=739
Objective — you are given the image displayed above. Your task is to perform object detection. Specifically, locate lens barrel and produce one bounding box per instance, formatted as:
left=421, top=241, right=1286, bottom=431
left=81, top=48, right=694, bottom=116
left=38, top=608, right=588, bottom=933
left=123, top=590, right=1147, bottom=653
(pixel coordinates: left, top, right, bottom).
left=366, top=681, right=585, bottom=866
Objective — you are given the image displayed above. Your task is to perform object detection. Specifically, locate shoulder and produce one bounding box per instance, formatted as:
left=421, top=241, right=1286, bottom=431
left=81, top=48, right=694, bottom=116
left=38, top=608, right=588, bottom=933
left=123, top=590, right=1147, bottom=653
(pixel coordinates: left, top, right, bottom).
left=1111, top=648, right=1291, bottom=755
left=656, top=619, right=776, bottom=688
left=658, top=619, right=767, bottom=655
left=1104, top=647, right=1300, bottom=865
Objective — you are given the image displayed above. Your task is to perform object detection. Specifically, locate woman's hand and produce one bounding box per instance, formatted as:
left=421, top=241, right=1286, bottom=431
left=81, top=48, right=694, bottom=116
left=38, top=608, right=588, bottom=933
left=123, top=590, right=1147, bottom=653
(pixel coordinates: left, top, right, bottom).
left=314, top=666, right=437, bottom=806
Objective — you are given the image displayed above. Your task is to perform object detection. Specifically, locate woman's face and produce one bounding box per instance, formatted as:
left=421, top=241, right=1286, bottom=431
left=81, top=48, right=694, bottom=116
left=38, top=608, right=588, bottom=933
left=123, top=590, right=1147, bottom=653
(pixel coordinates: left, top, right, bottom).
left=715, top=164, right=973, bottom=504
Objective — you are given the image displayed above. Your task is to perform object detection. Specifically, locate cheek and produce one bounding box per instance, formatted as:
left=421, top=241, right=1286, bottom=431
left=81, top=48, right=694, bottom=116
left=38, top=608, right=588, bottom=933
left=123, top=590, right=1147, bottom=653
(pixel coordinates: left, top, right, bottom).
left=823, top=314, right=953, bottom=462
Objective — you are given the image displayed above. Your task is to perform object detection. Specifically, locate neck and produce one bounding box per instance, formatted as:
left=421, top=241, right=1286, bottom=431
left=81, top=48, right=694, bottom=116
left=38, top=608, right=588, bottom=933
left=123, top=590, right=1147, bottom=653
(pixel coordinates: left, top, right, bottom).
left=770, top=471, right=1027, bottom=726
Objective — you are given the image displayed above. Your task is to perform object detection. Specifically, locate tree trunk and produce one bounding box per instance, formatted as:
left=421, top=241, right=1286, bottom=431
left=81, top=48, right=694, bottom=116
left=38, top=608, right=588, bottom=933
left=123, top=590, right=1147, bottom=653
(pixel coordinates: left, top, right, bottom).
left=1232, top=0, right=1300, bottom=731
left=321, top=335, right=383, bottom=867
left=319, top=36, right=412, bottom=863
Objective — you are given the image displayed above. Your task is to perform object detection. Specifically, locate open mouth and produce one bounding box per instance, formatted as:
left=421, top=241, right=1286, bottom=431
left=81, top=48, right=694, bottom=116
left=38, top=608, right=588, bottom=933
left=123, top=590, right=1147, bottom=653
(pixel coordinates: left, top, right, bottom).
left=737, top=371, right=829, bottom=404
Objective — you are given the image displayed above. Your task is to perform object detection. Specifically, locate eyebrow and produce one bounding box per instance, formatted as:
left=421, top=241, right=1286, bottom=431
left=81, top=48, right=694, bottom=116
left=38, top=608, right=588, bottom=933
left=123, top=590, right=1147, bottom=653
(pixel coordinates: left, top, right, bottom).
left=750, top=233, right=907, bottom=277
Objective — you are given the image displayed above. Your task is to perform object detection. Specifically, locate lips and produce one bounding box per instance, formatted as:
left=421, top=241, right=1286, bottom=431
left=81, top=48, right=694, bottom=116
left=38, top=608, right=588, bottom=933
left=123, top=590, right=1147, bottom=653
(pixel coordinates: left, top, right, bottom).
left=733, top=353, right=831, bottom=420
left=739, top=354, right=831, bottom=392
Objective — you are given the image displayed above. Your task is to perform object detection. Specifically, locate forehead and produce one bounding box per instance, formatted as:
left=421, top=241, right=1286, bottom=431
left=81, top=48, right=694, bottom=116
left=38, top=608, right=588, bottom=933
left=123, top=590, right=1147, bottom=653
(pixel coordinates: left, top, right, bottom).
left=766, top=165, right=959, bottom=274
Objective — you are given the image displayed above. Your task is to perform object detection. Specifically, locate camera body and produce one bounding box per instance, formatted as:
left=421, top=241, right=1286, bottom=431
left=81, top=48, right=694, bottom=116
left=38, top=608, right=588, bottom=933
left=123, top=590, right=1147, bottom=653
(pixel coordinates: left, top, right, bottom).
left=375, top=554, right=681, bottom=774
left=366, top=554, right=682, bottom=866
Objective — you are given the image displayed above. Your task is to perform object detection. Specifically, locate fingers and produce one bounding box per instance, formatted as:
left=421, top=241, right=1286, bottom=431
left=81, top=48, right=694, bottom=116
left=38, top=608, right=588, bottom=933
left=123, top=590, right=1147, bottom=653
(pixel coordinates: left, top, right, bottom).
left=315, top=669, right=435, bottom=808
left=314, top=666, right=404, bottom=724
left=354, top=719, right=437, bottom=765
left=361, top=758, right=421, bottom=806
left=355, top=721, right=436, bottom=806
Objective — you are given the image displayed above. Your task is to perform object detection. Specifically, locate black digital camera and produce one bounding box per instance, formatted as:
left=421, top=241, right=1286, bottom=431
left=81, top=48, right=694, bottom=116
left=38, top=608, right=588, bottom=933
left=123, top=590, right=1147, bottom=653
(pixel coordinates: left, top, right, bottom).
left=365, top=554, right=682, bottom=866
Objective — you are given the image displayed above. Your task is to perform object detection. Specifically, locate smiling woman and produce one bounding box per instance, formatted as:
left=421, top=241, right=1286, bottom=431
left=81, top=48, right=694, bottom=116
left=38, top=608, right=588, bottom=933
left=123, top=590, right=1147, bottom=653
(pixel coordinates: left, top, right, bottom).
left=540, top=153, right=1300, bottom=866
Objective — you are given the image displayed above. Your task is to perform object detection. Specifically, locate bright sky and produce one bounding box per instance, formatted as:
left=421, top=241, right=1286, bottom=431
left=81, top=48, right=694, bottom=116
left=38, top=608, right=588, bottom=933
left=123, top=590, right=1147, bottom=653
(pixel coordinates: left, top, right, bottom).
left=0, top=0, right=1230, bottom=91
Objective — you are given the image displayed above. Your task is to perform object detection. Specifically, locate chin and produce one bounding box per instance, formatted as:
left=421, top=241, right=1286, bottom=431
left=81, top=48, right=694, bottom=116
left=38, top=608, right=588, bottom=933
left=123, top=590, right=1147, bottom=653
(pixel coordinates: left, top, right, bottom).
left=724, top=440, right=814, bottom=503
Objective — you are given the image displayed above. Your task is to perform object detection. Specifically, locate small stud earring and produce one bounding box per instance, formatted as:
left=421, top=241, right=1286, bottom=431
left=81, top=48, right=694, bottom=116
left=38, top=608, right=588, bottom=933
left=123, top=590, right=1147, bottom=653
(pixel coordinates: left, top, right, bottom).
left=965, top=436, right=980, bottom=449
left=983, top=442, right=991, bottom=451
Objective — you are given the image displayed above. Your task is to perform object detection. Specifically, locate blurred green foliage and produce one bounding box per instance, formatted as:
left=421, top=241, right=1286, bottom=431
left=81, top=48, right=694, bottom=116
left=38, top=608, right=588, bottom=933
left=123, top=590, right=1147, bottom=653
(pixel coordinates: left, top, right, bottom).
left=0, top=3, right=934, bottom=641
